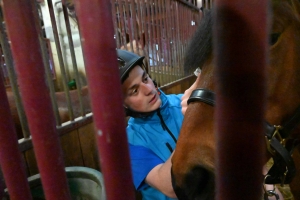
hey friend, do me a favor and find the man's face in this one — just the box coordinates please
[122,65,161,113]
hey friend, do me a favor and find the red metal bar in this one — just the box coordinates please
[0,70,32,200]
[74,0,135,199]
[2,1,71,199]
[214,0,268,199]
[0,179,3,199]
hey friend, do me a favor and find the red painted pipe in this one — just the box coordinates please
[2,1,71,199]
[214,1,268,199]
[0,72,32,200]
[74,0,135,199]
[0,179,3,199]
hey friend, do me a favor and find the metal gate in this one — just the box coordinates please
[0,0,268,199]
[0,0,202,140]
[0,0,204,199]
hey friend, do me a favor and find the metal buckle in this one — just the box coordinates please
[272,126,286,146]
[263,175,280,200]
[265,125,285,156]
[264,190,280,200]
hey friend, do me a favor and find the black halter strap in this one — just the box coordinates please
[188,88,300,185]
[187,88,215,106]
[264,105,300,184]
[277,106,300,138]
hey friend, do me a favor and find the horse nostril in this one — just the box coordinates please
[171,167,190,200]
[171,166,215,200]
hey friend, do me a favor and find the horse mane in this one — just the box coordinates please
[184,9,213,75]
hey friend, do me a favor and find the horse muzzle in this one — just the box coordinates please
[171,165,215,200]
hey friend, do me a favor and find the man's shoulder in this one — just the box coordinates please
[163,94,184,113]
[164,93,183,106]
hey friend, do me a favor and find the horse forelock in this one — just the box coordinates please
[273,0,300,23]
[183,9,213,75]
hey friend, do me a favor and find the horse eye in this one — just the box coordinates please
[269,33,281,46]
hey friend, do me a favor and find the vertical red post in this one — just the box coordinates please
[74,0,135,199]
[213,1,268,199]
[0,75,32,200]
[2,1,71,199]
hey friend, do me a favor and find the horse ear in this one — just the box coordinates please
[291,0,300,16]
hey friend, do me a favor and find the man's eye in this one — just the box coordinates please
[131,88,138,94]
[143,76,148,82]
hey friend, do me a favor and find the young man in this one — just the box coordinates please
[117,49,183,200]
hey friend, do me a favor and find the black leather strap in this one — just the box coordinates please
[264,114,300,184]
[280,105,300,138]
[187,88,215,106]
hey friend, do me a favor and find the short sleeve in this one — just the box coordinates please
[129,144,164,190]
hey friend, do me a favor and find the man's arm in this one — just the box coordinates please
[145,152,177,198]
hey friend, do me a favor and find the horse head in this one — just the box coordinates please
[171,0,300,199]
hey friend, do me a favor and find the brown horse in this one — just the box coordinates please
[7,86,91,139]
[172,0,300,199]
[55,86,91,123]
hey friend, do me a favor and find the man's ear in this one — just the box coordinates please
[151,79,161,95]
[148,75,160,94]
[123,105,130,116]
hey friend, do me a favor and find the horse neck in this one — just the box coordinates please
[197,55,215,91]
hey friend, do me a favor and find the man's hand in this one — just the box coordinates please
[181,73,201,115]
